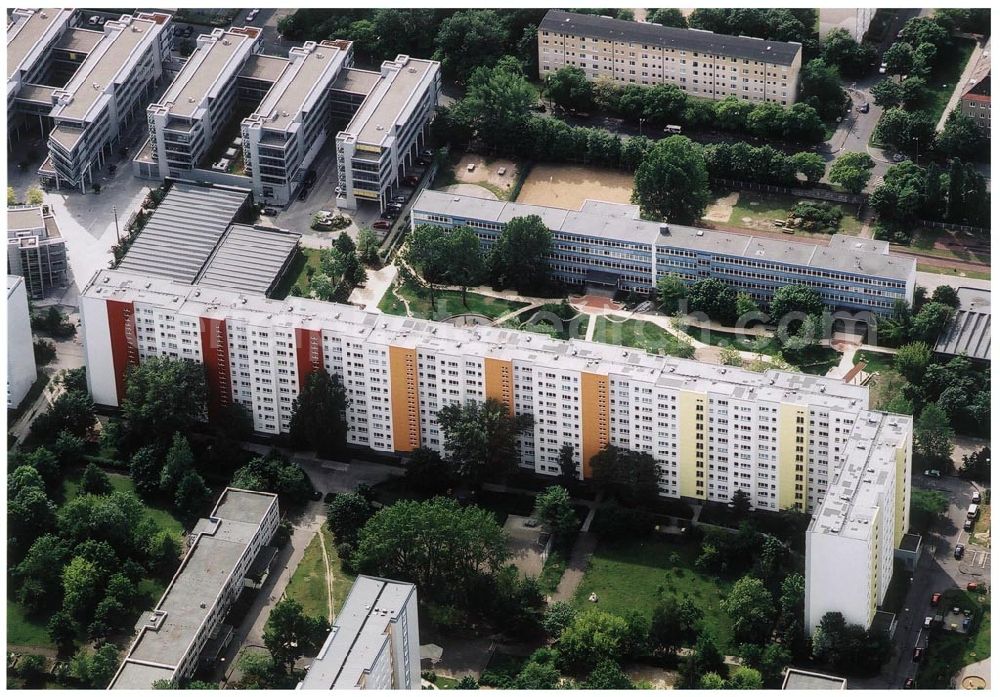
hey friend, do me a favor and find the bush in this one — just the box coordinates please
[791,201,843,233]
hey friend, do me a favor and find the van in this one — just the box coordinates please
[664,124,682,134]
[967,504,979,520]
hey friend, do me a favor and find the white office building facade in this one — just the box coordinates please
[7,275,38,409]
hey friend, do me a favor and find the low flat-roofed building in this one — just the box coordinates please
[298,576,419,690]
[110,487,280,689]
[335,55,440,211]
[782,668,847,689]
[934,286,990,362]
[7,275,38,409]
[7,205,67,298]
[411,190,916,314]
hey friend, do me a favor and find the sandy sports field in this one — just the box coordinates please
[452,153,518,198]
[516,163,634,209]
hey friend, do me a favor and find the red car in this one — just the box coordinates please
[930,592,942,606]
[372,220,391,230]
[912,647,924,662]
[403,175,419,186]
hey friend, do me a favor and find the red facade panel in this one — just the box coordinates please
[200,316,232,420]
[106,299,139,403]
[294,328,323,390]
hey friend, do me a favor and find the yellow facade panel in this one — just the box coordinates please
[580,372,609,479]
[388,345,420,453]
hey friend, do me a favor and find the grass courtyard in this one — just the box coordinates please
[916,589,990,688]
[853,349,897,375]
[271,248,324,300]
[592,316,693,358]
[505,302,589,340]
[378,282,528,321]
[284,526,356,621]
[572,537,734,651]
[708,190,864,238]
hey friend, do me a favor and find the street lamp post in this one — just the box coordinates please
[639,118,646,137]
[113,205,121,244]
[912,136,920,166]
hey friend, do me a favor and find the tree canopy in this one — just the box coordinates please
[436,398,533,486]
[632,136,710,224]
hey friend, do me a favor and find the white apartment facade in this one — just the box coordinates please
[806,412,912,631]
[110,488,279,689]
[140,26,262,180]
[39,11,173,192]
[298,576,420,690]
[538,10,802,104]
[7,205,67,298]
[819,9,877,43]
[7,275,38,409]
[335,55,441,211]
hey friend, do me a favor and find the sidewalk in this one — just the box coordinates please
[936,37,989,132]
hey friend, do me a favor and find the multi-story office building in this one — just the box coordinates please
[240,39,353,205]
[538,9,802,104]
[7,205,67,298]
[958,38,990,137]
[412,190,916,315]
[7,275,38,409]
[38,11,172,192]
[819,9,877,43]
[334,55,440,211]
[109,487,279,689]
[140,26,263,180]
[806,412,912,631]
[298,576,420,690]
[7,7,75,141]
[82,269,908,514]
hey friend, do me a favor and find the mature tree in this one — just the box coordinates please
[121,357,207,448]
[722,575,775,645]
[960,447,990,483]
[128,445,163,499]
[632,136,710,224]
[589,445,659,504]
[757,643,794,687]
[14,534,70,613]
[829,152,875,194]
[584,660,634,689]
[650,595,703,653]
[727,666,764,689]
[544,66,594,112]
[699,672,727,689]
[683,631,726,687]
[914,403,954,469]
[871,79,903,108]
[453,56,536,149]
[641,84,687,127]
[433,10,510,82]
[80,462,112,496]
[30,390,96,444]
[800,58,847,121]
[556,609,631,672]
[912,301,954,343]
[263,598,328,673]
[174,470,211,524]
[51,429,86,471]
[402,446,455,497]
[533,486,579,541]
[288,369,347,455]
[513,655,561,689]
[791,151,826,184]
[355,228,382,267]
[714,97,753,132]
[231,452,313,505]
[9,484,57,561]
[159,432,194,497]
[146,529,181,577]
[436,398,533,486]
[326,491,375,547]
[812,612,891,676]
[770,284,825,322]
[47,609,77,649]
[62,555,102,622]
[490,565,547,637]
[405,223,451,302]
[894,342,933,384]
[900,16,950,51]
[687,278,738,325]
[821,28,876,77]
[543,601,578,637]
[68,643,120,688]
[456,676,480,690]
[353,497,509,604]
[883,41,914,75]
[488,215,553,292]
[557,443,578,484]
[656,273,688,313]
[647,8,687,28]
[443,226,486,305]
[929,285,960,308]
[910,487,948,534]
[873,109,935,157]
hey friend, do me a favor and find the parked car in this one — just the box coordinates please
[954,544,966,560]
[262,206,278,216]
[310,489,322,501]
[903,678,915,689]
[972,490,981,503]
[403,175,419,186]
[912,647,924,662]
[373,220,391,230]
[246,9,260,22]
[967,582,980,592]
[930,592,942,606]
[392,195,408,204]
[420,148,434,158]
[964,519,974,532]
[88,15,100,25]
[857,102,870,113]
[879,62,888,74]
[923,469,941,478]
[963,617,972,631]
[533,103,547,112]
[304,169,317,186]
[897,28,905,39]
[923,616,933,628]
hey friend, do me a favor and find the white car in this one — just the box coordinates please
[923,469,941,478]
[88,15,100,25]
[879,62,888,74]
[246,9,259,22]
[923,616,933,628]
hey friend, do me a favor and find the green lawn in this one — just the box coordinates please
[537,546,570,595]
[7,599,55,648]
[572,538,734,651]
[271,248,324,300]
[431,674,461,688]
[724,190,863,237]
[593,316,693,358]
[681,325,840,375]
[284,527,356,621]
[917,589,990,688]
[507,303,589,340]
[923,39,977,124]
[911,228,990,265]
[853,349,897,374]
[378,283,528,321]
[916,263,990,281]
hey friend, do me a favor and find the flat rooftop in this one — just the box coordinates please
[156,27,259,119]
[197,224,301,296]
[239,53,288,83]
[7,7,69,82]
[782,668,847,689]
[51,13,166,122]
[345,55,438,146]
[413,190,916,281]
[332,67,380,95]
[299,576,415,689]
[115,182,250,284]
[110,488,277,689]
[934,286,990,361]
[251,40,349,131]
[8,206,46,233]
[540,9,802,66]
[55,26,103,54]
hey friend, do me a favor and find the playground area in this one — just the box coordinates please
[516,163,634,209]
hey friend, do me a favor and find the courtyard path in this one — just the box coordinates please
[550,532,597,604]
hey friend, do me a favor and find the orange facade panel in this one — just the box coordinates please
[388,346,421,452]
[580,372,610,479]
[483,357,514,414]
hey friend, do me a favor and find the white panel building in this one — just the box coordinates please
[7,275,38,408]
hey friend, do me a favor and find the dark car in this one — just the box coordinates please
[533,103,547,112]
[964,519,974,532]
[858,102,870,113]
[903,678,915,689]
[310,490,323,501]
[380,211,396,220]
[931,592,942,606]
[304,169,317,186]
[392,194,408,204]
[373,220,391,230]
[403,175,419,186]
[298,187,310,201]
[954,544,965,560]
[912,647,924,662]
[262,206,278,216]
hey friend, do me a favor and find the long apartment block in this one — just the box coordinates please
[28,11,174,192]
[110,488,279,689]
[82,268,909,516]
[538,9,802,104]
[299,576,419,690]
[334,55,441,210]
[138,26,263,180]
[806,412,912,632]
[412,190,916,315]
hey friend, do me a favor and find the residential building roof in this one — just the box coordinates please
[934,286,990,361]
[961,38,991,101]
[782,668,847,689]
[7,206,46,233]
[539,9,802,66]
